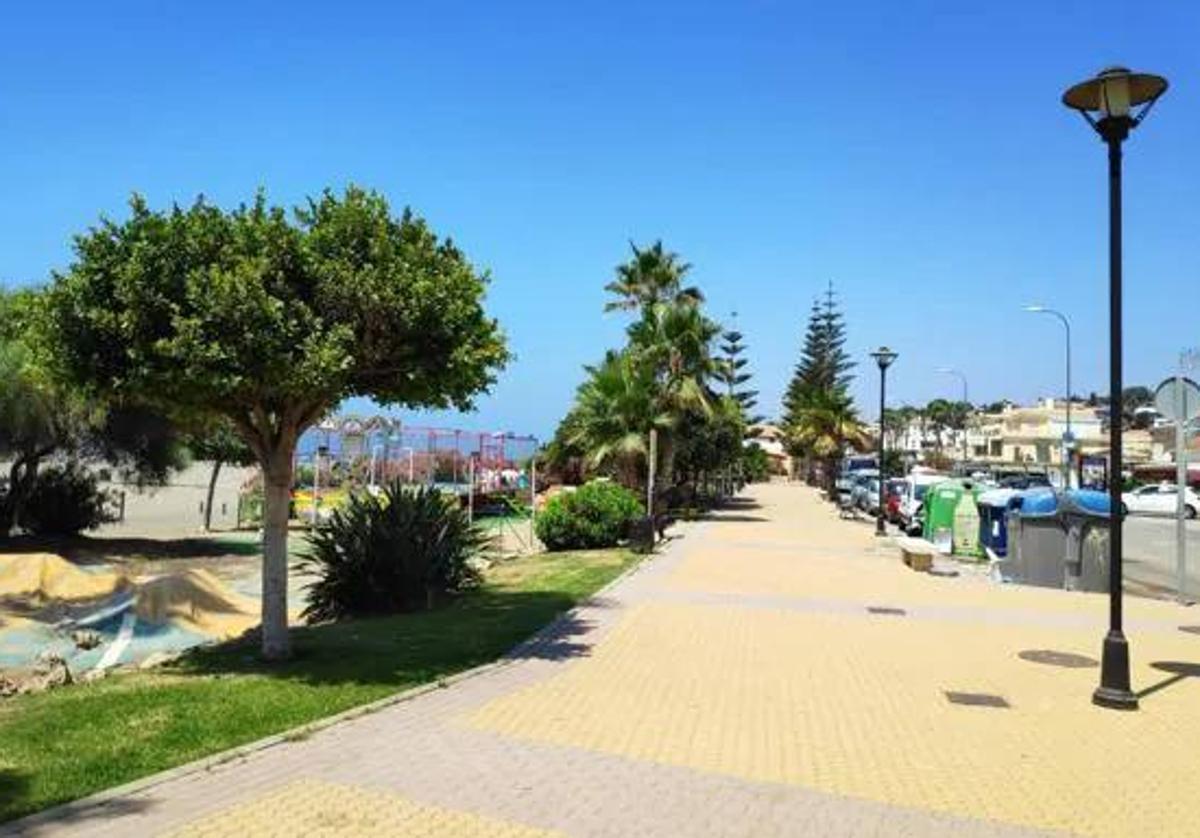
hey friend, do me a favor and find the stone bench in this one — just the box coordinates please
[895,536,937,572]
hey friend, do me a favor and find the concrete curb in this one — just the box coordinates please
[1,536,679,836]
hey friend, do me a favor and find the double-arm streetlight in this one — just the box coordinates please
[1063,65,1168,711]
[936,367,970,465]
[1024,305,1073,485]
[871,347,898,536]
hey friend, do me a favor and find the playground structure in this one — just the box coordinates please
[293,417,542,553]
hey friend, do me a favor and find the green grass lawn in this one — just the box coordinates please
[0,547,638,823]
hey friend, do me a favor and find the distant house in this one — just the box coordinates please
[969,398,1152,466]
[746,424,792,476]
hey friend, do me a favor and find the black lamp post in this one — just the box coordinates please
[1062,66,1167,711]
[870,347,898,537]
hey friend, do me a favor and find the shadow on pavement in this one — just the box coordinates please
[3,766,155,830]
[1136,661,1200,701]
[507,611,598,662]
[3,793,156,834]
[704,514,769,523]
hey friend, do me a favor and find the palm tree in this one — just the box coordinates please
[567,350,672,490]
[604,240,704,313]
[628,301,720,403]
[626,301,723,495]
[787,386,867,491]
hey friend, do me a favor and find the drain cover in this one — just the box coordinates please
[1180,626,1200,635]
[867,606,907,616]
[945,691,1010,708]
[1018,649,1099,669]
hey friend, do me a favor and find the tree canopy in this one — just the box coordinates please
[0,290,186,531]
[36,186,509,658]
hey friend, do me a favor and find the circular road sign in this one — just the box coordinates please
[1154,377,1200,422]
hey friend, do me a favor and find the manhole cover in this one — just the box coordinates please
[945,691,1010,708]
[1018,649,1099,669]
[867,606,907,616]
[1179,626,1200,635]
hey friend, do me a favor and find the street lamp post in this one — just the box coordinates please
[1063,65,1168,711]
[937,367,970,466]
[1024,305,1073,486]
[871,347,898,537]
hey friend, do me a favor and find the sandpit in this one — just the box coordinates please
[0,552,127,603]
[134,569,260,639]
[1,554,266,678]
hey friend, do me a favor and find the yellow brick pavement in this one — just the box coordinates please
[469,485,1200,838]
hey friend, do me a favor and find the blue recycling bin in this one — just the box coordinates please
[977,488,1020,557]
[1006,489,1064,588]
[1060,489,1111,592]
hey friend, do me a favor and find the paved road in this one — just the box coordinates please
[10,483,1200,838]
[1124,515,1200,600]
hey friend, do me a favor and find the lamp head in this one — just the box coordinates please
[870,346,898,370]
[1062,66,1167,134]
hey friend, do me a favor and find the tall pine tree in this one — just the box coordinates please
[781,282,861,481]
[719,312,764,426]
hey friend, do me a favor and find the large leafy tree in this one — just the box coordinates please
[0,290,185,532]
[37,187,509,658]
[924,398,972,452]
[673,395,746,490]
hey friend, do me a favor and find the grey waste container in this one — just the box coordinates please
[1059,490,1111,593]
[1007,489,1067,589]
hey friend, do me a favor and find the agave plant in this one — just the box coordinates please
[297,482,491,622]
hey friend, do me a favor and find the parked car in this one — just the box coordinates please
[999,473,1051,490]
[835,457,878,500]
[850,472,880,512]
[1121,483,1199,518]
[896,472,948,535]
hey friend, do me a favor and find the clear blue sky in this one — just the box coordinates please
[1,1,1196,438]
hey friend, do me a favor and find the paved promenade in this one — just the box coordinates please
[9,483,1200,837]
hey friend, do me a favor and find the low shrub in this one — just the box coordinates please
[22,462,116,536]
[535,480,643,551]
[297,482,490,622]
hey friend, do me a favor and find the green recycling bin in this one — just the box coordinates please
[922,480,984,557]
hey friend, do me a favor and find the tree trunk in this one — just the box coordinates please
[5,455,40,534]
[0,459,21,535]
[203,460,223,532]
[656,433,677,510]
[260,454,294,660]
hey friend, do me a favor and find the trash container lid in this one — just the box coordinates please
[1062,489,1111,515]
[1015,488,1058,515]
